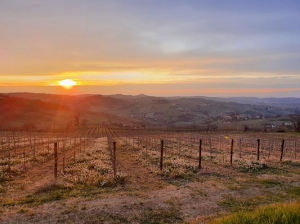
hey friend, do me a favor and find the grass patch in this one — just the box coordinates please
[282,160,300,167]
[218,191,291,213]
[227,183,247,191]
[140,207,185,224]
[237,161,282,175]
[1,183,120,207]
[256,179,282,188]
[193,189,208,197]
[286,186,300,197]
[211,201,300,224]
[22,184,72,205]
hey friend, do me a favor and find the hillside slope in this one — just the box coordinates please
[3,93,298,129]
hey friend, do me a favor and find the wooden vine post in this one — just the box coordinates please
[280,140,285,162]
[199,139,202,169]
[23,151,26,169]
[160,140,164,171]
[47,137,50,154]
[54,142,58,179]
[239,138,242,158]
[79,137,82,153]
[8,136,11,171]
[113,142,117,177]
[257,139,260,161]
[230,139,234,165]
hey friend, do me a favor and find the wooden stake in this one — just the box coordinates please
[199,139,202,169]
[280,140,285,162]
[113,141,117,177]
[54,143,58,179]
[23,151,26,169]
[160,140,164,171]
[230,139,234,165]
[257,139,260,161]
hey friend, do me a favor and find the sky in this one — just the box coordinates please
[1,0,300,97]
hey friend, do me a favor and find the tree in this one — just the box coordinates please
[22,123,37,131]
[290,114,300,132]
[74,112,80,127]
[81,119,88,126]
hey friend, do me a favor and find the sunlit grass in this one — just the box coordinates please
[211,201,300,224]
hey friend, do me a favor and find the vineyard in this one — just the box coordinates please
[1,127,299,181]
[1,126,300,223]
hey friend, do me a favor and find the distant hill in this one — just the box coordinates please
[0,94,137,129]
[2,93,299,129]
[0,94,71,129]
[201,96,300,108]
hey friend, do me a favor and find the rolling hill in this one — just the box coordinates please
[2,93,299,130]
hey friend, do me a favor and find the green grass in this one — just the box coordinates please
[1,183,122,207]
[21,184,73,206]
[218,190,294,213]
[211,201,300,224]
[286,186,300,197]
[256,179,282,188]
[282,160,300,167]
[237,161,282,175]
[140,207,185,224]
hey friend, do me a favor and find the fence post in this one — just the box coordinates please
[47,137,50,154]
[145,137,148,160]
[199,139,202,169]
[54,142,58,179]
[257,139,260,161]
[23,151,26,169]
[239,138,242,158]
[294,141,297,159]
[79,137,82,153]
[83,136,86,150]
[33,134,36,160]
[280,140,285,161]
[8,136,11,171]
[113,142,117,177]
[230,139,234,165]
[160,140,164,171]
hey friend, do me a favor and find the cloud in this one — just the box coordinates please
[0,0,299,97]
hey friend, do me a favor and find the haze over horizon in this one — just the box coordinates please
[1,0,300,97]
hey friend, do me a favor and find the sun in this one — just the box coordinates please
[58,79,77,89]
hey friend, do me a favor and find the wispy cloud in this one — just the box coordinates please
[0,0,299,96]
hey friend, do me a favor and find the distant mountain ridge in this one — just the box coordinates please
[2,93,298,129]
[200,96,300,108]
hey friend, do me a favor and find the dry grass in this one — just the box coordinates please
[1,134,300,223]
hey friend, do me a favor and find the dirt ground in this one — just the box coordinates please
[1,137,300,223]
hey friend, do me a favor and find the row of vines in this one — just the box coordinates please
[1,126,299,184]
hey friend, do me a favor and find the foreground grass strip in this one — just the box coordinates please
[140,206,185,224]
[1,184,112,207]
[218,190,294,213]
[211,201,300,224]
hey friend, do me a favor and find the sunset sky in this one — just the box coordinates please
[1,0,300,97]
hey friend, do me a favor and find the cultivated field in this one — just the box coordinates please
[1,126,300,223]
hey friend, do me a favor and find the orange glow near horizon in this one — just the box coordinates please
[58,79,77,89]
